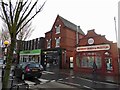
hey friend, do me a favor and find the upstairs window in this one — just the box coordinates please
[47,39,51,49]
[55,25,61,34]
[55,37,61,47]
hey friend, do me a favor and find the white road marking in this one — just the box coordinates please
[77,77,93,82]
[58,81,81,87]
[58,78,63,81]
[38,78,50,84]
[38,78,49,82]
[24,80,36,87]
[58,80,95,90]
[65,77,69,79]
[71,76,75,78]
[83,85,93,89]
[24,78,50,86]
[42,71,55,74]
[50,80,56,82]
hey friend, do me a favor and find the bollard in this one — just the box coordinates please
[17,85,19,90]
[1,67,3,82]
[10,76,14,89]
[1,65,5,82]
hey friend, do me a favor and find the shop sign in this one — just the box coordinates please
[20,49,41,55]
[76,44,110,52]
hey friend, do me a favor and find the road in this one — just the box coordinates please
[41,68,120,90]
[0,66,120,90]
[0,68,83,90]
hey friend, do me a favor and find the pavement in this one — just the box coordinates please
[30,81,78,89]
[0,66,120,89]
[74,71,120,85]
[56,69,120,85]
[46,67,120,86]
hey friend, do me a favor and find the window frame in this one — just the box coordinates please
[55,37,61,47]
[55,25,61,34]
[47,39,51,49]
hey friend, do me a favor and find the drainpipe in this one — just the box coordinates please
[114,17,120,75]
[76,26,79,45]
[50,30,52,48]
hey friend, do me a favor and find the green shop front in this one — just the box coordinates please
[20,49,41,63]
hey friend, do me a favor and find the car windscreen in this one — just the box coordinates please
[28,63,40,68]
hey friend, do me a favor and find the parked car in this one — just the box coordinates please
[14,62,43,80]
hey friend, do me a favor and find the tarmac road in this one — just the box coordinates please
[0,66,120,90]
[41,67,120,90]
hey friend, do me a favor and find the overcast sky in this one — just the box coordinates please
[29,0,119,42]
[0,0,119,43]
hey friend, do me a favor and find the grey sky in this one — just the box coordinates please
[30,0,119,43]
[0,0,119,43]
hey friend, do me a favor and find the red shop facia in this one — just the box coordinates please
[74,29,120,75]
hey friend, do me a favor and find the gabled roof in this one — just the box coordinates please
[58,15,85,35]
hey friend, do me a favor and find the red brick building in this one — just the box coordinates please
[42,15,85,69]
[75,30,120,75]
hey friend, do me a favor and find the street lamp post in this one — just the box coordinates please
[1,40,9,82]
[3,40,9,64]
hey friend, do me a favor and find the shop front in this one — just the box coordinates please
[20,49,41,63]
[41,48,66,69]
[74,30,119,75]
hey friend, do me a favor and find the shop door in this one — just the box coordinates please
[42,50,62,69]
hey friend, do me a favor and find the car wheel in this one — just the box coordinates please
[21,73,25,80]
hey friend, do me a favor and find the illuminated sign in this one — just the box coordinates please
[76,44,110,52]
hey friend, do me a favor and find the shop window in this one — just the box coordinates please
[95,56,102,69]
[81,56,94,68]
[79,52,102,69]
[88,56,94,68]
[81,57,88,67]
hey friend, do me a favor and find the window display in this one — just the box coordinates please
[77,52,102,69]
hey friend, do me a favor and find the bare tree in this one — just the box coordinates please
[1,23,10,42]
[0,0,46,89]
[1,20,33,41]
[16,21,34,64]
[1,21,34,64]
[17,21,34,40]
